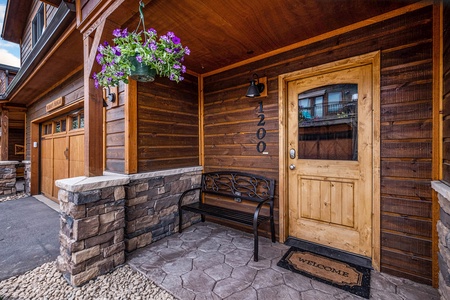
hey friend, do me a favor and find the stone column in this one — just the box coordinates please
[55,175,129,287]
[22,160,31,195]
[0,161,18,197]
[432,181,450,300]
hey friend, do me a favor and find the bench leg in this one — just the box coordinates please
[178,209,183,233]
[270,202,275,243]
[253,222,259,262]
[201,214,205,222]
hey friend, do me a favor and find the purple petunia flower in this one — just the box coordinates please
[167,31,175,38]
[108,77,112,83]
[172,36,181,45]
[173,64,181,70]
[116,71,124,77]
[94,79,99,88]
[179,76,184,81]
[165,48,173,54]
[113,46,121,56]
[122,28,128,37]
[160,35,169,42]
[181,65,186,73]
[96,53,103,64]
[148,28,157,35]
[149,42,157,51]
[113,28,122,37]
[170,73,176,81]
[136,55,143,63]
[93,72,97,80]
[103,41,109,46]
[184,46,190,55]
[97,44,105,52]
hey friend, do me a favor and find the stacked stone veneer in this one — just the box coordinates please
[125,168,202,252]
[432,181,450,300]
[22,160,31,194]
[56,167,202,286]
[0,161,18,197]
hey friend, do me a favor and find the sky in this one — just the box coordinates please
[0,0,20,67]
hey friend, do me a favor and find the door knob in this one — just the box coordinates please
[289,164,296,170]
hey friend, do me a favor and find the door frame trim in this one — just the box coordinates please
[278,51,381,270]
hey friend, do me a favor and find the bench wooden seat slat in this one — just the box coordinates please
[178,171,276,262]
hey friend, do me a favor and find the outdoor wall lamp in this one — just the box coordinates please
[246,74,267,98]
[103,86,117,107]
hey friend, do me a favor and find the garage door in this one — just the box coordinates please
[40,110,85,202]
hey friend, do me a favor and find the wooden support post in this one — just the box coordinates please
[83,24,105,177]
[1,109,9,160]
[125,80,138,174]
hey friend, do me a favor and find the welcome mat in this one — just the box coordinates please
[277,246,371,298]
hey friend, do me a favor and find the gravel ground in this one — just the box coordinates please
[0,262,175,300]
[0,192,28,203]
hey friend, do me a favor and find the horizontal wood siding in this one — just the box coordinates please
[25,71,84,159]
[21,1,58,64]
[203,6,434,284]
[443,4,450,185]
[105,83,126,173]
[137,74,199,172]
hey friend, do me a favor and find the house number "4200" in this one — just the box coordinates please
[256,101,266,153]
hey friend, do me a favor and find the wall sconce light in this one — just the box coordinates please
[103,86,117,107]
[246,74,267,98]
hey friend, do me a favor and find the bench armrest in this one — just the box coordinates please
[178,187,202,207]
[253,198,274,225]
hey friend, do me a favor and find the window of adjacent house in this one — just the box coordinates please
[32,4,45,47]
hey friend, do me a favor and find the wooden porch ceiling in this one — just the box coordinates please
[110,0,425,75]
[6,0,427,104]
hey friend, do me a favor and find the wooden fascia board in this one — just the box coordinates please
[41,0,63,7]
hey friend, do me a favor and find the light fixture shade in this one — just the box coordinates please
[246,81,261,98]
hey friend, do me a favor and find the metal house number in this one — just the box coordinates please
[256,101,267,153]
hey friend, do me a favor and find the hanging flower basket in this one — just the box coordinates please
[129,56,156,82]
[92,1,190,88]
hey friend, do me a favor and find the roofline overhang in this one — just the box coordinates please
[0,64,19,73]
[0,1,76,101]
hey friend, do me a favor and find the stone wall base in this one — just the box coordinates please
[56,167,202,286]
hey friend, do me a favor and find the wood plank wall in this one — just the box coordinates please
[105,82,126,173]
[105,74,199,173]
[21,1,58,64]
[8,129,25,161]
[443,5,450,185]
[203,6,434,285]
[137,74,199,172]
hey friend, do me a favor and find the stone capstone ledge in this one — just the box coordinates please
[432,180,450,300]
[56,175,130,193]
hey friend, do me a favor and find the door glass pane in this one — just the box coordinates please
[298,84,358,161]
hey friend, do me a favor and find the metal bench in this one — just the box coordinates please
[178,171,275,261]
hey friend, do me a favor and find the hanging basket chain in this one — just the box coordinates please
[135,0,146,35]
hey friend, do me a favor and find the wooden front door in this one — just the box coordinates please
[287,64,374,258]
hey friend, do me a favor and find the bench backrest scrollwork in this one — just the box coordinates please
[201,171,275,203]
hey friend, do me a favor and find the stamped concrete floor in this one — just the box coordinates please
[127,222,440,300]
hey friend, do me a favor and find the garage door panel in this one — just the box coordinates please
[69,134,84,178]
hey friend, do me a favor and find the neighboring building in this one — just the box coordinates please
[1,0,449,294]
[0,63,25,164]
